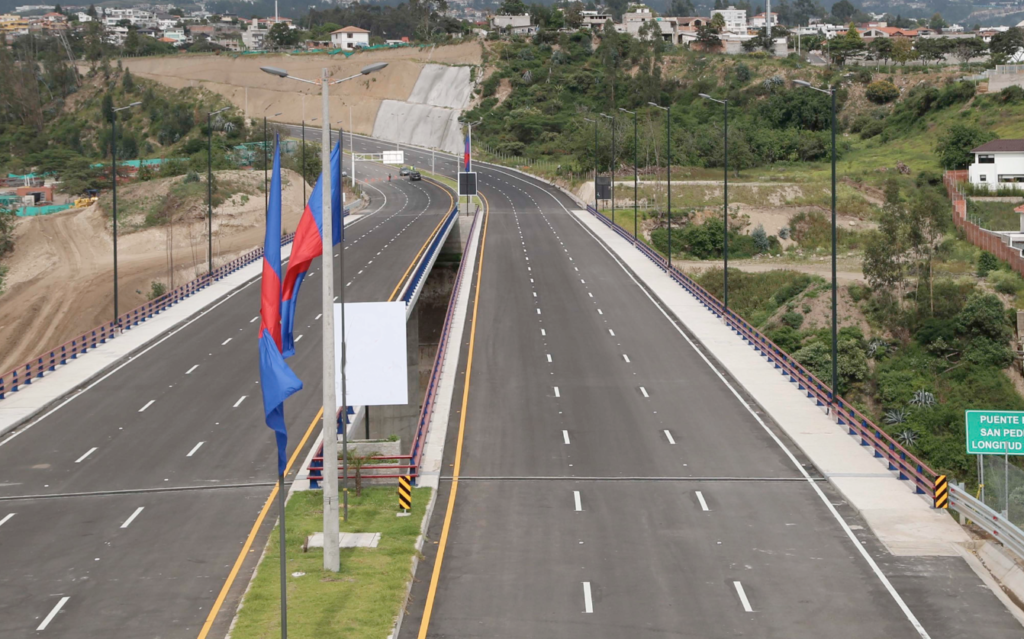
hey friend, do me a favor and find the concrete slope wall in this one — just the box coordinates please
[371,64,473,154]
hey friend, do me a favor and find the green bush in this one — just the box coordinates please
[766,325,802,352]
[781,311,805,329]
[999,85,1024,103]
[989,270,1024,295]
[773,275,812,305]
[859,119,884,139]
[865,81,899,104]
[148,280,167,300]
[977,250,999,277]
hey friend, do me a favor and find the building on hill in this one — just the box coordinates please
[748,12,777,29]
[710,6,747,34]
[969,140,1024,192]
[330,25,370,50]
[581,10,612,30]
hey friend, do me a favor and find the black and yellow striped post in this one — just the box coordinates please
[934,475,949,509]
[398,476,412,513]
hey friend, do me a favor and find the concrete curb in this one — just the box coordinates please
[960,541,1024,625]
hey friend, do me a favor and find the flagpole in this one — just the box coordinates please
[278,471,287,639]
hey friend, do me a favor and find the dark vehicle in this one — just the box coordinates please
[399,167,412,176]
[409,171,422,181]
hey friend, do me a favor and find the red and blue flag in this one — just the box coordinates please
[280,140,343,358]
[464,134,470,172]
[258,135,303,476]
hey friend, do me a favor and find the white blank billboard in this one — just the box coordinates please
[333,302,408,408]
[382,150,405,165]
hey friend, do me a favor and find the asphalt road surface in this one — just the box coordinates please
[0,150,455,638]
[336,136,1023,639]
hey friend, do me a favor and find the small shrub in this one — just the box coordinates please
[860,119,884,139]
[148,280,167,300]
[773,276,811,305]
[183,170,201,184]
[999,85,1024,103]
[865,81,899,104]
[977,250,999,277]
[854,68,873,84]
[781,311,805,329]
[751,224,769,252]
[778,226,789,240]
[766,325,802,352]
[989,270,1024,295]
[848,284,867,302]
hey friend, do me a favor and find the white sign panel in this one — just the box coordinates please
[382,150,405,165]
[333,302,408,408]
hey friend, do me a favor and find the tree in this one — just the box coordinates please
[915,37,951,67]
[891,37,917,66]
[564,1,583,28]
[124,27,140,54]
[696,13,724,49]
[828,22,865,66]
[267,22,299,47]
[831,0,856,22]
[935,123,995,170]
[54,3,62,14]
[951,37,986,65]
[865,80,898,103]
[862,179,910,297]
[743,24,788,52]
[868,37,893,66]
[669,0,695,15]
[928,12,946,32]
[990,27,1024,64]
[86,3,96,18]
[498,0,527,15]
[101,92,114,122]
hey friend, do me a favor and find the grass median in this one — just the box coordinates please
[230,486,431,639]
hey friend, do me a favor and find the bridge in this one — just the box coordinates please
[0,131,1022,639]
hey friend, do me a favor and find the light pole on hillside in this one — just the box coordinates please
[583,117,597,211]
[600,113,615,223]
[699,93,729,311]
[207,106,230,277]
[264,109,282,214]
[260,62,388,577]
[619,108,637,240]
[110,100,141,329]
[649,102,672,267]
[794,79,838,405]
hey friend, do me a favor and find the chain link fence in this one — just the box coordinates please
[980,454,1024,527]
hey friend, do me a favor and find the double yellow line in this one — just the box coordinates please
[195,178,459,639]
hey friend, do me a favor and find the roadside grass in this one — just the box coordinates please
[230,486,430,639]
[692,267,824,327]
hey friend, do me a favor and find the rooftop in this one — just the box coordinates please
[972,139,1024,153]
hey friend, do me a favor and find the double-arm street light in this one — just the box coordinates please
[794,79,838,405]
[699,93,730,310]
[207,106,230,277]
[583,117,598,211]
[261,61,387,574]
[649,102,672,266]
[110,101,141,327]
[600,113,614,223]
[619,108,637,240]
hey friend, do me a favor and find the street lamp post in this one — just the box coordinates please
[699,94,729,310]
[649,103,672,267]
[110,101,141,328]
[261,62,387,573]
[207,106,230,277]
[583,117,597,211]
[619,108,637,240]
[600,113,615,223]
[794,79,838,406]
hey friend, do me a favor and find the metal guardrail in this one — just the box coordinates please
[584,204,939,499]
[308,202,466,486]
[950,483,1024,560]
[0,206,352,401]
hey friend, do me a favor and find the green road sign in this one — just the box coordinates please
[966,410,1024,455]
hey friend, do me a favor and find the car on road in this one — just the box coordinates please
[399,167,412,176]
[409,171,422,181]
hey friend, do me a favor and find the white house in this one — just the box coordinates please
[748,12,777,29]
[330,25,370,50]
[75,11,92,22]
[711,6,747,34]
[490,14,531,30]
[969,139,1024,191]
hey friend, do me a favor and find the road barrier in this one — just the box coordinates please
[949,482,1024,560]
[308,202,466,486]
[0,206,353,402]
[584,205,940,500]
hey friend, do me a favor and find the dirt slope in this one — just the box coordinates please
[0,168,307,376]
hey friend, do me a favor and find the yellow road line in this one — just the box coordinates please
[195,406,324,639]
[196,175,457,639]
[387,180,456,302]
[417,191,490,639]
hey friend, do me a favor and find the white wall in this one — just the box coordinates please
[969,152,1024,190]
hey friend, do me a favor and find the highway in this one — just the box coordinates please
[332,136,1024,639]
[0,148,455,638]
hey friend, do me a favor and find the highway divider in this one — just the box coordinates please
[308,202,465,486]
[584,204,940,501]
[0,207,352,402]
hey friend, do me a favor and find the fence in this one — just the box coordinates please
[950,482,1024,561]
[0,203,351,401]
[585,204,940,500]
[308,203,467,486]
[945,170,1024,277]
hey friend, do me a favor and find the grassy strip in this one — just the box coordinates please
[230,486,431,639]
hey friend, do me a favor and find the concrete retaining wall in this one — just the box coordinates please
[371,64,472,154]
